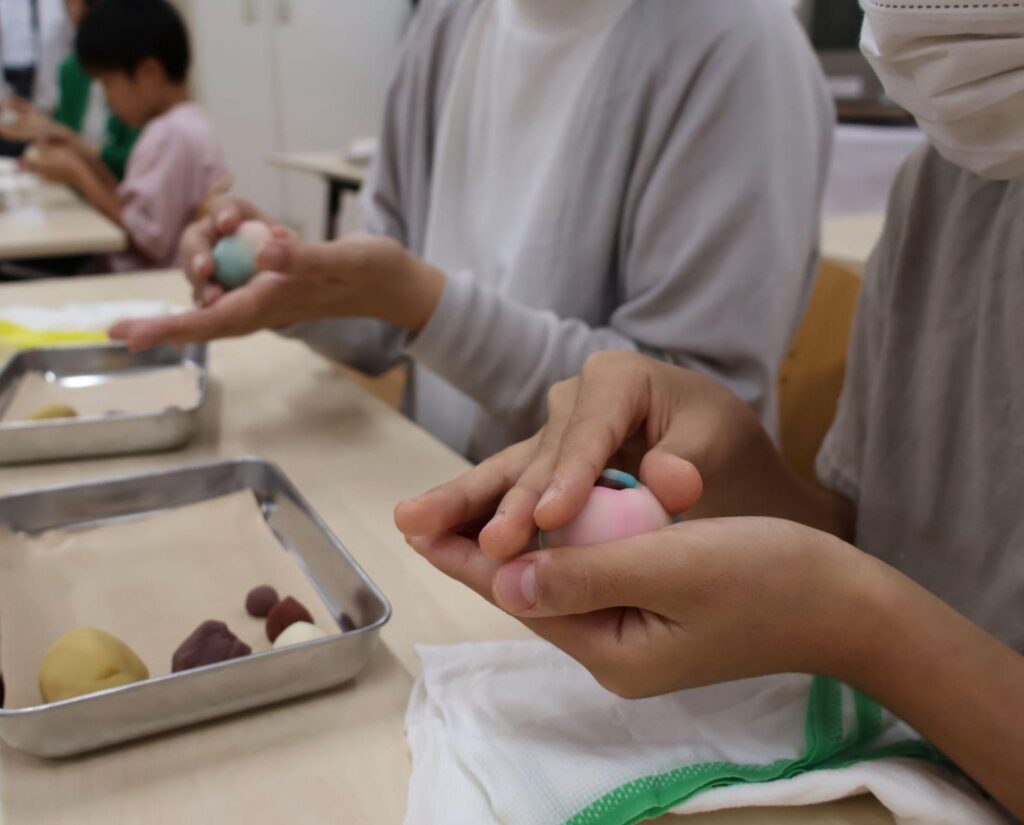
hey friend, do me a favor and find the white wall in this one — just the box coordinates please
[185,0,408,238]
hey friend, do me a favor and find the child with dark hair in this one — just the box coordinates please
[26,0,227,271]
[0,0,139,179]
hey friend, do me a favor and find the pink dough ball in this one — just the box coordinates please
[236,220,273,251]
[540,484,671,548]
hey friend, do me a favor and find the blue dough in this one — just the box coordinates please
[601,469,638,489]
[213,236,258,289]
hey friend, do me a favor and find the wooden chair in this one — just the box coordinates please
[778,260,864,484]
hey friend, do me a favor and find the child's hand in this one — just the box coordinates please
[395,352,759,560]
[108,231,446,351]
[35,122,84,152]
[407,516,888,697]
[23,143,88,187]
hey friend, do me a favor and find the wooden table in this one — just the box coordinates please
[0,272,893,825]
[821,213,886,276]
[269,151,367,241]
[0,176,126,261]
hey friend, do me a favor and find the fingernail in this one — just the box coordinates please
[495,561,537,613]
[191,254,206,274]
[536,485,560,513]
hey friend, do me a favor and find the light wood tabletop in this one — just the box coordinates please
[0,175,126,261]
[0,272,893,825]
[269,150,368,186]
[820,213,886,276]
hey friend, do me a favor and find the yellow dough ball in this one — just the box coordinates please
[38,628,149,704]
[27,404,78,422]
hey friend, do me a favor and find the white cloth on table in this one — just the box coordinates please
[405,641,1007,825]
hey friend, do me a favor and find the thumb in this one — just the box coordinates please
[639,450,703,516]
[256,235,335,278]
[635,405,720,514]
[492,535,676,618]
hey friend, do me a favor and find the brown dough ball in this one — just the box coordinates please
[245,585,280,617]
[172,620,251,673]
[266,596,313,643]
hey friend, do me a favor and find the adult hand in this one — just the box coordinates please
[172,195,276,307]
[407,516,885,697]
[108,222,447,351]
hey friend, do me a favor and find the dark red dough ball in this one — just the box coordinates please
[245,585,280,618]
[172,620,252,673]
[266,596,314,642]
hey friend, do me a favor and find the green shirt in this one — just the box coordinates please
[52,55,139,180]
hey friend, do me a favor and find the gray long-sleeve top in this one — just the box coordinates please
[286,0,835,462]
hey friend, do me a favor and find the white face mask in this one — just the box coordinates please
[860,0,1024,180]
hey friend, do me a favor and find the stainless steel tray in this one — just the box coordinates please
[0,459,391,757]
[0,343,207,465]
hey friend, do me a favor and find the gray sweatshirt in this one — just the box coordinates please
[818,146,1024,651]
[287,0,835,462]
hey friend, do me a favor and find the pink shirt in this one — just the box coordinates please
[111,102,227,272]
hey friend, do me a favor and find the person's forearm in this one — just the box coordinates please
[276,317,408,376]
[406,273,650,436]
[72,135,119,191]
[71,166,123,227]
[838,558,1024,817]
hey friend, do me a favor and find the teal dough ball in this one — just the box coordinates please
[213,236,257,289]
[212,221,273,290]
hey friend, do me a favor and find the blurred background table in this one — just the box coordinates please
[0,173,125,261]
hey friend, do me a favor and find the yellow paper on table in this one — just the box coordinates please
[0,319,108,352]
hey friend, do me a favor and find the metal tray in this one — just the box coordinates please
[0,343,207,465]
[0,459,391,757]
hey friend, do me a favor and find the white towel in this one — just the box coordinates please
[405,641,1007,825]
[0,302,182,334]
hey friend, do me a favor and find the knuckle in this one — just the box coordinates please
[581,349,637,378]
[546,378,577,409]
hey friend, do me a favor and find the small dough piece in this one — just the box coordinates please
[38,628,149,704]
[265,596,314,642]
[27,403,78,422]
[172,620,251,673]
[245,585,280,617]
[272,621,327,650]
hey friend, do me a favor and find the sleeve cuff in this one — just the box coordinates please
[405,270,479,371]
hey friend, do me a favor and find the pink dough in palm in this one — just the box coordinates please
[540,484,671,548]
